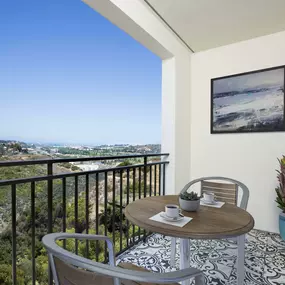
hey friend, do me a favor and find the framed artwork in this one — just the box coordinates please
[211,66,285,133]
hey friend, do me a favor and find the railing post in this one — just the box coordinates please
[112,171,116,246]
[47,162,53,233]
[104,172,108,262]
[160,155,167,195]
[132,167,136,244]
[119,170,123,252]
[143,156,147,198]
[11,185,17,285]
[62,177,67,248]
[47,162,53,285]
[126,169,130,247]
[143,156,147,240]
[95,173,99,261]
[163,163,166,195]
[31,182,36,285]
[85,174,89,258]
[74,176,79,254]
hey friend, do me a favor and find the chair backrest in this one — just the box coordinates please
[42,233,204,285]
[180,176,249,210]
[53,256,115,285]
[201,180,238,205]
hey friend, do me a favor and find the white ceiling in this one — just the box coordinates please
[146,0,285,52]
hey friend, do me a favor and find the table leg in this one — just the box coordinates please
[237,234,245,285]
[180,238,190,285]
[170,237,177,267]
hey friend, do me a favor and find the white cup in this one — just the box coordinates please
[203,192,215,203]
[165,204,181,218]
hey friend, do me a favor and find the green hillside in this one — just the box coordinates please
[0,156,137,285]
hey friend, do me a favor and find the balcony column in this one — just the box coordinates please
[161,53,191,195]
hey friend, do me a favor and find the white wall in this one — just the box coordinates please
[190,31,285,233]
[162,53,191,193]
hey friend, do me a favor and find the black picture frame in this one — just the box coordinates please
[211,65,285,134]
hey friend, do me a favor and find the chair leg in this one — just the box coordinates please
[237,234,245,285]
[194,275,204,285]
[180,238,191,285]
[113,277,120,285]
[170,237,176,267]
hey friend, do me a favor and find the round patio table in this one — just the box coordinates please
[124,195,254,285]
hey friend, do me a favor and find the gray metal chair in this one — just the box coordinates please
[43,233,205,285]
[170,176,249,266]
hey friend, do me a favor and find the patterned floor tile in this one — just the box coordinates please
[118,230,285,285]
[267,232,285,252]
[264,251,285,284]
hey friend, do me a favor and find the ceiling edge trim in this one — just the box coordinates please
[143,0,195,53]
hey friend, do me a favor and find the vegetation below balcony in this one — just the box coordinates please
[0,153,166,285]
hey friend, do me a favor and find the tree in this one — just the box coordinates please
[0,144,5,156]
[99,206,128,234]
[0,264,13,285]
[11,143,22,153]
[117,160,132,167]
[67,194,90,233]
[124,180,150,195]
[0,264,25,285]
[71,165,80,171]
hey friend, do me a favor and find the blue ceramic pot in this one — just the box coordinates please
[279,213,285,240]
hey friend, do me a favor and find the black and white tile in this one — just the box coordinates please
[117,230,285,284]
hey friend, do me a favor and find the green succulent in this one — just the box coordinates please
[276,156,285,212]
[180,191,200,201]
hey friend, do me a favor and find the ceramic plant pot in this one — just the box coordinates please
[279,212,285,240]
[179,198,200,212]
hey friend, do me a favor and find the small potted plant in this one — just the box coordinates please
[276,156,285,240]
[179,191,201,212]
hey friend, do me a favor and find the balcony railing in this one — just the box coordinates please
[0,153,169,285]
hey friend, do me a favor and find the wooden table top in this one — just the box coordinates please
[125,195,255,239]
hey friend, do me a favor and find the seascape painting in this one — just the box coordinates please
[211,66,285,133]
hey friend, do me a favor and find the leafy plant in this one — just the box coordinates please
[276,156,285,212]
[180,191,200,201]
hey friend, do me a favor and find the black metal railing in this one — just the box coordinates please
[0,154,168,285]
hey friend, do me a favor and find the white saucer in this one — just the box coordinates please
[160,212,184,222]
[201,198,217,205]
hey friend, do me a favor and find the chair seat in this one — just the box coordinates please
[54,257,179,285]
[119,263,179,285]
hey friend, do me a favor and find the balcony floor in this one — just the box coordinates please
[117,230,285,285]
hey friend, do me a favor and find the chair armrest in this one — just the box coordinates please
[57,254,203,284]
[43,233,204,284]
[48,233,115,266]
[96,264,203,284]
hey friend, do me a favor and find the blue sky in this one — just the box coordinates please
[0,0,161,145]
